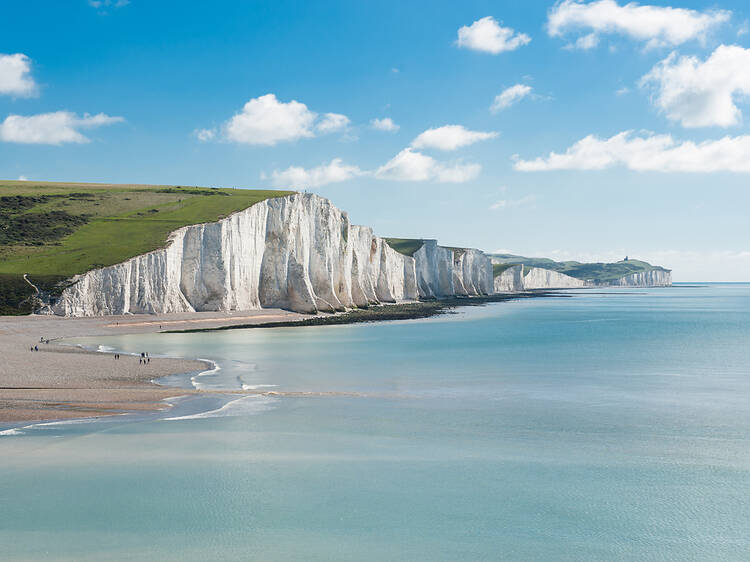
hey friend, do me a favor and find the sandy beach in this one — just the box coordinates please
[0,309,307,423]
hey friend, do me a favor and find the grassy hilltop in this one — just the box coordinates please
[0,180,292,314]
[489,253,670,284]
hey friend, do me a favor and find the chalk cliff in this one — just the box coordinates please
[522,267,587,289]
[51,194,493,316]
[493,265,524,292]
[610,269,672,287]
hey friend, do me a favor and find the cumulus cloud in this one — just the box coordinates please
[514,130,750,172]
[371,117,399,132]
[269,158,363,188]
[411,125,497,151]
[223,94,317,145]
[375,148,480,183]
[0,53,37,97]
[491,84,533,113]
[205,94,349,145]
[0,111,124,145]
[457,16,531,54]
[640,45,750,128]
[316,112,350,133]
[547,0,730,49]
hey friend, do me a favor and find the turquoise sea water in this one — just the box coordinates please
[2,285,750,560]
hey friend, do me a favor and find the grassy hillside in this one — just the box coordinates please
[492,263,517,278]
[489,253,670,284]
[0,180,293,314]
[384,238,424,257]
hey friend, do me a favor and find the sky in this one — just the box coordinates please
[1,0,750,281]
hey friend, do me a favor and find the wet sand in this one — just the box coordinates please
[0,310,307,423]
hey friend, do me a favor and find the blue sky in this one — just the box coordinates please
[2,0,750,281]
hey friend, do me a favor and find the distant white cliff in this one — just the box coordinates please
[493,265,524,292]
[491,262,672,291]
[522,267,588,289]
[610,269,672,287]
[52,193,493,316]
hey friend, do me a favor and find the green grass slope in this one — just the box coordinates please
[489,253,670,284]
[384,238,424,257]
[0,180,293,314]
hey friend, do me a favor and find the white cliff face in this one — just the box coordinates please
[494,265,524,292]
[413,242,492,299]
[522,267,587,290]
[611,269,672,287]
[51,193,492,317]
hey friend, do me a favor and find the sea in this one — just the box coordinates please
[2,284,750,561]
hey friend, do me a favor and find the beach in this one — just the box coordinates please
[0,309,307,423]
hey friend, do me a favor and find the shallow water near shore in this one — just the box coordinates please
[2,285,750,560]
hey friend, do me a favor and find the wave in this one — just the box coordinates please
[189,359,221,390]
[242,383,278,390]
[163,395,278,421]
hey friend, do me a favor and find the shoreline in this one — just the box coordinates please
[168,290,570,333]
[0,292,564,426]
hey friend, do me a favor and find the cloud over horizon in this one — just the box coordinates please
[514,130,750,172]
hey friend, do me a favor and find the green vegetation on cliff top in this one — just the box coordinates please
[0,180,292,314]
[492,263,518,278]
[488,253,670,284]
[384,238,424,257]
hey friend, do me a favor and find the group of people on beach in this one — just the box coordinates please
[139,352,150,365]
[29,336,49,351]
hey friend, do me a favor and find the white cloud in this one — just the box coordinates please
[211,94,349,145]
[565,32,600,50]
[17,175,28,181]
[375,148,480,183]
[411,125,497,151]
[194,128,215,142]
[490,195,537,210]
[316,112,350,133]
[0,53,37,97]
[269,158,363,188]
[616,86,631,96]
[514,130,750,172]
[640,45,750,128]
[457,16,531,54]
[223,94,317,145]
[371,117,399,132]
[547,0,730,49]
[0,111,124,145]
[491,84,533,113]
